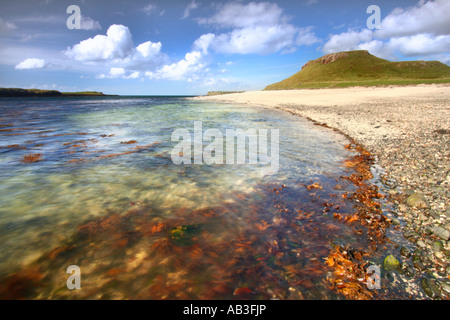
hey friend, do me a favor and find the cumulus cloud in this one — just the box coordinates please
[65,24,208,82]
[15,58,47,70]
[196,2,319,55]
[80,16,102,31]
[65,24,165,68]
[388,34,450,56]
[375,0,450,38]
[65,24,135,62]
[322,0,450,63]
[322,29,373,54]
[210,25,300,55]
[146,50,205,80]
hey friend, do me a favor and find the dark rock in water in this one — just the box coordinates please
[169,224,201,246]
[421,278,437,299]
[400,262,415,278]
[412,249,423,263]
[406,192,429,209]
[383,255,400,271]
[400,246,411,258]
[403,229,419,243]
[429,279,442,298]
[429,226,450,241]
[414,261,426,271]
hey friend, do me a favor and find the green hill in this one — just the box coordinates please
[265,50,450,90]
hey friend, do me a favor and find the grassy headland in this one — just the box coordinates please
[0,88,114,97]
[265,50,450,90]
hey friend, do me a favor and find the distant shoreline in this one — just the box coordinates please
[0,88,117,98]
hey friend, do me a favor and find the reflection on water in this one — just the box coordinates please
[0,97,407,299]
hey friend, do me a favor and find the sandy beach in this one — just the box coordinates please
[195,84,450,298]
[194,84,449,151]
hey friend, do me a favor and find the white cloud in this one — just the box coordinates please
[322,29,373,54]
[97,67,140,79]
[80,16,102,31]
[146,50,205,80]
[193,33,215,54]
[198,2,286,29]
[125,71,140,79]
[375,0,450,38]
[388,33,450,56]
[65,24,165,68]
[356,40,395,60]
[211,25,300,55]
[321,0,450,64]
[108,67,125,77]
[182,0,199,19]
[15,58,47,69]
[136,41,162,59]
[196,2,319,55]
[66,24,134,62]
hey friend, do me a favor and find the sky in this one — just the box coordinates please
[0,0,449,95]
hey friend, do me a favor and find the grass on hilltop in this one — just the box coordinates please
[265,50,450,90]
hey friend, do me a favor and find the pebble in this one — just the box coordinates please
[434,251,444,259]
[406,192,430,209]
[432,241,443,252]
[430,226,450,241]
[417,240,426,248]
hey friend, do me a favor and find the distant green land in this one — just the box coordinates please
[265,50,450,90]
[207,91,245,96]
[0,88,115,97]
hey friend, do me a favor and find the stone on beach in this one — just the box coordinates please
[429,226,450,241]
[406,192,430,209]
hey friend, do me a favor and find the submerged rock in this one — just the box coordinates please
[169,224,201,246]
[383,255,400,271]
[421,278,437,299]
[400,246,411,258]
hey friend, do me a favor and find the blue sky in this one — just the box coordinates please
[0,0,449,95]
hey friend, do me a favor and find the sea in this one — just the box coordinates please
[0,96,416,299]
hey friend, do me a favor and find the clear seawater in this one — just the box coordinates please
[0,96,409,299]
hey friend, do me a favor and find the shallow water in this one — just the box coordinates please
[0,97,411,299]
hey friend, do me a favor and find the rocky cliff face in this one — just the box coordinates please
[301,50,370,70]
